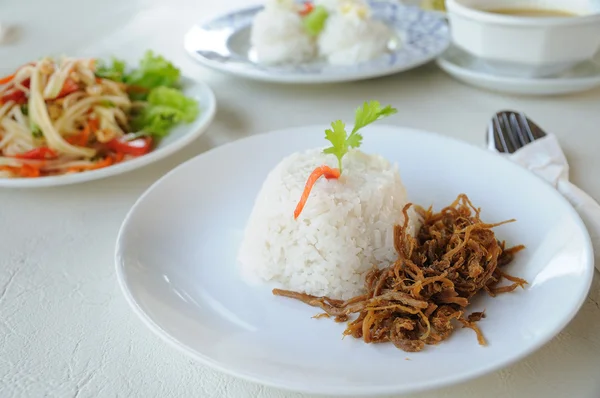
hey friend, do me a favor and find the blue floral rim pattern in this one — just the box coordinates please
[185,1,450,80]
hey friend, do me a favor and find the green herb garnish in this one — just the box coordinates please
[303,5,329,36]
[323,101,397,172]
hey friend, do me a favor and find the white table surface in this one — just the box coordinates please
[1,1,599,397]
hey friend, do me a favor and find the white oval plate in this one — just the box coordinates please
[116,125,593,396]
[184,2,450,83]
[0,79,216,188]
[437,45,600,96]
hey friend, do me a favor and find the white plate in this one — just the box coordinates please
[116,125,594,396]
[184,2,450,83]
[0,79,216,188]
[437,45,600,96]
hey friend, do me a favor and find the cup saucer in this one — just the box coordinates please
[436,45,600,95]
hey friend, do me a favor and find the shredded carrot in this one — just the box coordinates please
[68,126,90,146]
[0,73,15,85]
[66,156,113,173]
[0,164,41,177]
[0,165,20,174]
[89,156,113,170]
[88,117,99,133]
[294,165,341,219]
[20,164,40,178]
[114,152,125,163]
[67,118,98,146]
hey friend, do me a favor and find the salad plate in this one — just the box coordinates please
[0,79,216,188]
[184,2,450,83]
[116,124,593,396]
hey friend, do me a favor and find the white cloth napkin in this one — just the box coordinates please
[488,134,600,273]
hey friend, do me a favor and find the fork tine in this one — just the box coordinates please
[500,113,519,153]
[493,114,513,153]
[490,110,548,153]
[491,119,505,153]
[508,112,529,147]
[516,112,535,143]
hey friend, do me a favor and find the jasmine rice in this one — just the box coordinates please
[238,147,416,300]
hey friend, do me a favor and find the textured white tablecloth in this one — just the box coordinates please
[1,1,599,397]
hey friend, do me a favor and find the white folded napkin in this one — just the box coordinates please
[488,134,600,273]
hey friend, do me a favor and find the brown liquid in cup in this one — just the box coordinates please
[482,7,578,17]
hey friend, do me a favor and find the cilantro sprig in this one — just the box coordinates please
[294,101,398,219]
[323,101,398,172]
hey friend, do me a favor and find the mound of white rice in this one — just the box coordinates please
[250,0,316,65]
[317,1,393,65]
[238,148,417,300]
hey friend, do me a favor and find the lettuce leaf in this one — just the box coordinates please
[95,57,127,82]
[124,50,180,94]
[132,86,199,136]
[95,51,181,100]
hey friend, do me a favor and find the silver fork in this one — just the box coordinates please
[488,110,600,273]
[488,110,546,154]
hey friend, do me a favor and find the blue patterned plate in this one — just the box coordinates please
[184,2,449,83]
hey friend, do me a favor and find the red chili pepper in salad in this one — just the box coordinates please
[14,147,58,160]
[0,89,27,105]
[106,136,153,157]
[0,78,31,105]
[57,78,80,99]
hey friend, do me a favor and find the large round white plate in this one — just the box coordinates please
[184,2,450,83]
[116,125,593,396]
[0,79,216,188]
[437,46,600,96]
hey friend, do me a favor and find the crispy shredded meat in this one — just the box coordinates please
[273,194,527,352]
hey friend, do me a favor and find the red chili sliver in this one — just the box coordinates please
[56,78,80,99]
[294,165,340,219]
[106,136,153,157]
[14,147,57,160]
[299,1,314,16]
[0,89,27,105]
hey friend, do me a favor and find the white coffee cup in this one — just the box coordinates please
[446,0,600,77]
